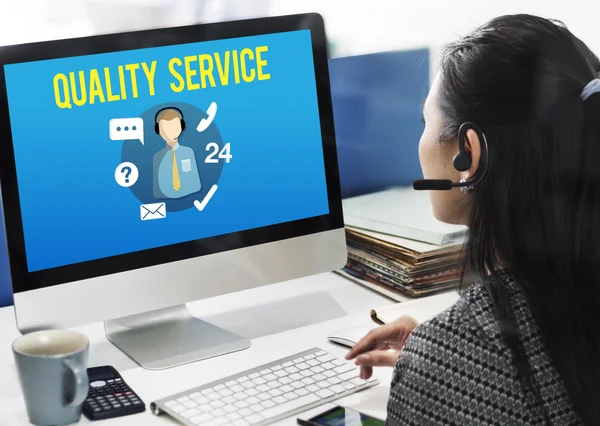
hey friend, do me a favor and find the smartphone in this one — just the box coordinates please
[297,405,385,426]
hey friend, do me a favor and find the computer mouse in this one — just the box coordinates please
[327,326,374,348]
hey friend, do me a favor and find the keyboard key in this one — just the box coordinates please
[247,396,260,405]
[223,404,237,413]
[164,400,177,407]
[210,400,225,408]
[250,403,263,413]
[218,389,233,397]
[258,393,271,401]
[318,354,335,363]
[239,408,253,417]
[340,370,360,381]
[259,369,271,375]
[249,373,260,379]
[296,362,310,370]
[280,384,294,393]
[242,381,255,389]
[262,400,276,408]
[268,388,283,397]
[204,418,229,426]
[302,377,316,386]
[184,401,197,409]
[351,378,367,386]
[260,394,320,419]
[323,370,337,378]
[315,351,327,356]
[282,361,294,368]
[171,404,185,413]
[207,393,221,401]
[190,413,213,425]
[233,420,249,426]
[279,377,292,385]
[304,354,315,360]
[296,388,309,396]
[264,373,277,381]
[335,364,355,374]
[211,408,225,417]
[267,380,282,388]
[202,389,214,395]
[284,392,299,401]
[181,408,201,418]
[237,376,249,383]
[246,414,264,424]
[227,412,242,420]
[317,381,331,389]
[284,366,299,374]
[177,396,190,403]
[214,384,226,391]
[307,359,319,367]
[313,374,326,382]
[311,366,325,374]
[251,377,267,385]
[271,365,283,371]
[234,400,249,409]
[190,392,201,399]
[322,362,335,370]
[274,370,288,378]
[333,359,346,366]
[199,404,212,412]
[225,380,237,387]
[273,396,287,404]
[300,370,313,378]
[230,384,245,393]
[291,381,305,389]
[331,385,346,394]
[222,396,236,404]
[306,384,320,393]
[246,388,259,396]
[316,389,335,399]
[233,392,249,400]
[293,358,304,364]
[327,377,342,385]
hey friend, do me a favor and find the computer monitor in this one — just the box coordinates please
[0,13,345,370]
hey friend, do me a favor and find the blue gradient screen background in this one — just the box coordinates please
[3,29,329,272]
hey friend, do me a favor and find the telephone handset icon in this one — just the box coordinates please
[196,102,217,132]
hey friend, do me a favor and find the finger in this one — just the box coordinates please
[345,327,392,360]
[360,365,372,380]
[355,350,399,367]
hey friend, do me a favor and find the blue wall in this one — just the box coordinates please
[329,48,430,198]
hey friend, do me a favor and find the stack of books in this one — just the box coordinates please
[337,187,468,300]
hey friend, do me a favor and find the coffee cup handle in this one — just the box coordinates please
[63,358,89,407]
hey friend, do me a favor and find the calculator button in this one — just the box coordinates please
[90,381,106,388]
[133,401,142,405]
[115,378,122,382]
[93,408,101,413]
[114,403,122,408]
[123,402,131,406]
[107,379,114,383]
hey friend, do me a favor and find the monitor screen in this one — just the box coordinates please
[2,29,330,276]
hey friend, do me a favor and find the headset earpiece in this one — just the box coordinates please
[453,122,475,172]
[154,107,185,135]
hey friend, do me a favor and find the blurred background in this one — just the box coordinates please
[1,0,599,68]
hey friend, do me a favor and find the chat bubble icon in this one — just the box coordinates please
[109,117,144,145]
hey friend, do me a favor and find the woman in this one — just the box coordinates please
[347,14,600,425]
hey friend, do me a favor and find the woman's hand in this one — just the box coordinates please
[345,316,419,380]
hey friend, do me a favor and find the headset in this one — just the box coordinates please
[413,122,489,191]
[154,107,186,136]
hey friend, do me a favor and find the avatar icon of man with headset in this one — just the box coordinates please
[152,107,202,199]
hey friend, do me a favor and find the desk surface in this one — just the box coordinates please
[0,272,453,425]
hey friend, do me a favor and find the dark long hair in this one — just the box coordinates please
[438,15,600,424]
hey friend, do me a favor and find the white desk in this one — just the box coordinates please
[0,273,452,425]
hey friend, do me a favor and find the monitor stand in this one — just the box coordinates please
[104,304,251,370]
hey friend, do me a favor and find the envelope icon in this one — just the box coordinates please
[140,203,166,221]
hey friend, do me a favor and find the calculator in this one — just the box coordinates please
[83,365,146,421]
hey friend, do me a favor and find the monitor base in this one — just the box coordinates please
[104,304,251,370]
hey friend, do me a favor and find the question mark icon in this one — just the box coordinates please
[114,162,138,188]
[121,166,132,183]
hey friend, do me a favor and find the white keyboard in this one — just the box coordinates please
[150,347,379,426]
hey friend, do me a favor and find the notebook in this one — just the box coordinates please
[370,291,460,325]
[342,187,468,245]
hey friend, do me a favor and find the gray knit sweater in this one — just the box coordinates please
[386,274,581,425]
